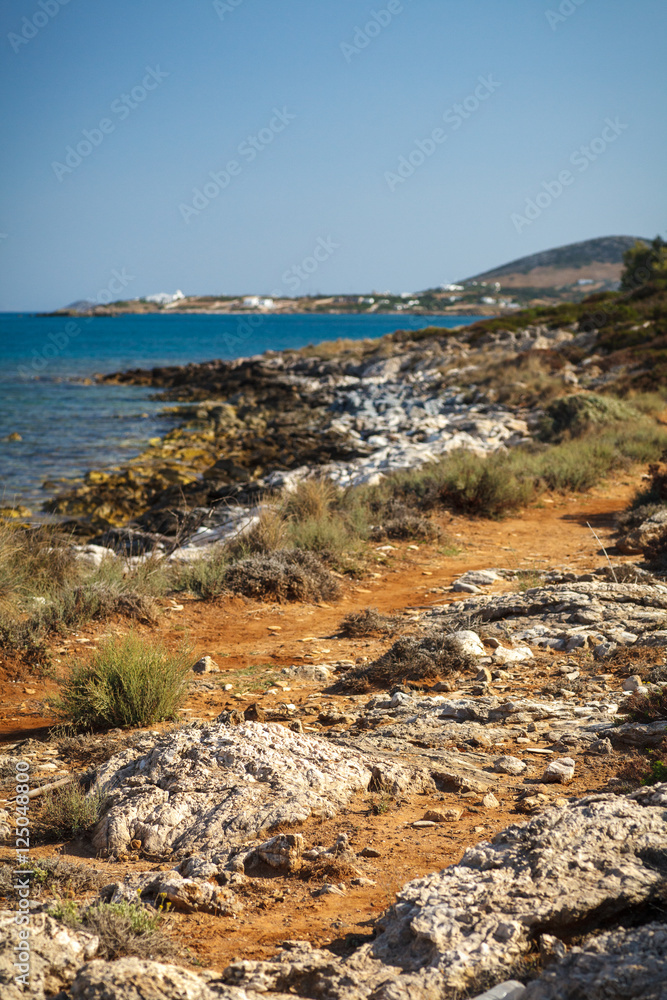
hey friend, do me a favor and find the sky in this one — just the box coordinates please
[0,0,665,311]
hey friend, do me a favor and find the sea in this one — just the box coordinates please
[0,312,484,512]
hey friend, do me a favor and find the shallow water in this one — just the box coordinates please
[0,312,483,508]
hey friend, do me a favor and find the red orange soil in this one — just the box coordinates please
[0,471,640,740]
[0,473,650,970]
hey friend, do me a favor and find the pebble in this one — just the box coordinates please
[543,757,575,784]
[423,808,462,823]
[493,755,527,776]
[482,793,500,809]
[192,656,219,674]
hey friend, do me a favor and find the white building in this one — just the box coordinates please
[146,289,185,306]
[243,296,275,309]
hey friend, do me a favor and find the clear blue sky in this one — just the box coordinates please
[0,0,665,311]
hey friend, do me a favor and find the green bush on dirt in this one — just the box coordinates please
[53,632,192,729]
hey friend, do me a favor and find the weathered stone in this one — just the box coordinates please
[543,757,575,784]
[221,787,667,998]
[92,722,373,856]
[100,869,241,916]
[70,956,265,999]
[493,755,527,776]
[523,921,667,1000]
[0,913,99,1000]
[423,808,462,822]
[257,833,303,871]
[192,655,219,674]
[448,630,486,656]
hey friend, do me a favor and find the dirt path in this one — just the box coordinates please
[0,473,640,740]
[0,471,653,971]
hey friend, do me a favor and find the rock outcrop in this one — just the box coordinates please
[92,722,374,856]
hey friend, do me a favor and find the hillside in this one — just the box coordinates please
[455,235,648,305]
[467,236,647,280]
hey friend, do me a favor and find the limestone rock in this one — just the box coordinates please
[92,722,372,856]
[70,956,270,999]
[257,833,303,871]
[492,644,534,664]
[493,755,527,775]
[447,630,486,656]
[192,655,219,674]
[523,920,667,1000]
[425,581,667,653]
[543,757,575,783]
[0,913,99,1000]
[222,786,667,998]
[423,808,462,822]
[100,870,241,916]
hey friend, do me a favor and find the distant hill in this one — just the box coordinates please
[465,236,647,282]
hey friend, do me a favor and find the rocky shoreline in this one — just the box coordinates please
[41,314,620,549]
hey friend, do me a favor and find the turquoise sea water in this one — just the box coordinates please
[0,312,484,508]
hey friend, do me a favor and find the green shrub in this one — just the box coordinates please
[53,632,192,729]
[173,546,230,598]
[48,899,174,960]
[436,451,534,518]
[538,393,639,442]
[36,782,103,841]
[287,514,359,559]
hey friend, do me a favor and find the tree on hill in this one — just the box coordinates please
[620,235,667,291]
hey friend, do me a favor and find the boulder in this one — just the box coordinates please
[0,913,99,1000]
[493,755,527,776]
[91,722,373,856]
[70,956,267,999]
[523,921,667,1000]
[542,757,575,784]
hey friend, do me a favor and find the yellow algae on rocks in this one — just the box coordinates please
[86,470,111,484]
[0,505,32,518]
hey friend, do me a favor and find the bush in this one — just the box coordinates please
[280,478,339,521]
[338,608,395,637]
[623,687,667,723]
[288,514,359,561]
[226,507,286,558]
[436,451,534,518]
[49,900,174,960]
[53,632,192,729]
[370,512,441,542]
[334,633,477,692]
[35,781,103,841]
[0,523,163,661]
[224,548,340,603]
[538,393,638,442]
[173,546,229,598]
[642,526,667,572]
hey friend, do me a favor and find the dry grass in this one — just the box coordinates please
[49,899,176,961]
[34,781,104,842]
[224,548,341,602]
[338,607,396,637]
[334,633,478,692]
